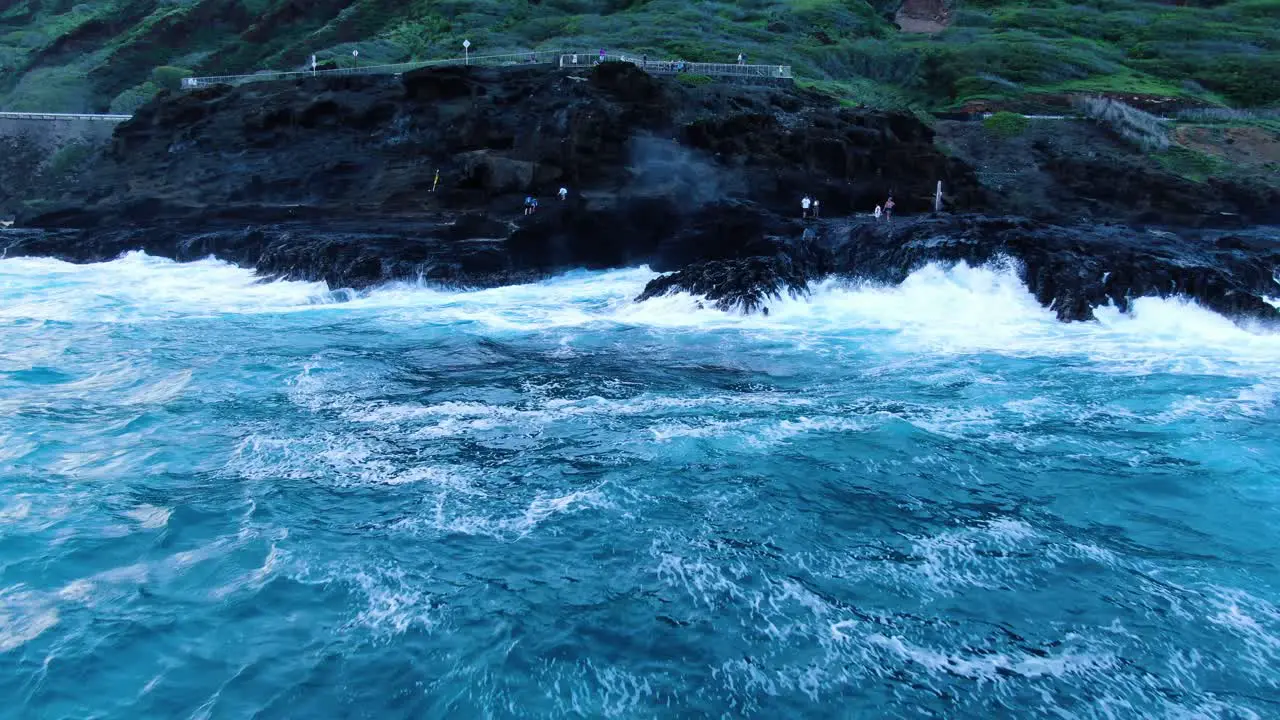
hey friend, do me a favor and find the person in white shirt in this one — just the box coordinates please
[801,195,811,219]
[874,205,883,220]
[558,187,568,201]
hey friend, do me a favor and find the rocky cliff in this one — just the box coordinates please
[0,117,116,220]
[3,63,1278,326]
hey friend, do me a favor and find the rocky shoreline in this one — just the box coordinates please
[2,63,1277,325]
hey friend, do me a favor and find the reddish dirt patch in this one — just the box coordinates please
[896,0,952,34]
[1175,125,1280,168]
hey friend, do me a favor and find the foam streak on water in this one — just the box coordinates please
[2,252,1278,718]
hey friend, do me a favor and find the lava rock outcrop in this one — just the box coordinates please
[4,63,1277,325]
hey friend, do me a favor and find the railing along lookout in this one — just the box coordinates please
[182,51,793,89]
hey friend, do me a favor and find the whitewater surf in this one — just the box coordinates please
[2,253,1278,717]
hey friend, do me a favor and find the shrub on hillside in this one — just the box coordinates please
[44,142,93,180]
[151,66,193,91]
[983,111,1030,138]
[1072,95,1170,152]
[109,81,160,114]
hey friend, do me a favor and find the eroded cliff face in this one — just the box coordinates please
[0,117,115,219]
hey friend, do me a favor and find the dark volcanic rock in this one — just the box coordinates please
[3,63,1278,326]
[639,216,1280,325]
[24,63,977,226]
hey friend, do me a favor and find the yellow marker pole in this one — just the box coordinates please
[432,169,440,193]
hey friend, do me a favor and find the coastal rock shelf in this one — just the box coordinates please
[3,63,1277,325]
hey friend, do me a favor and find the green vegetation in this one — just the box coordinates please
[109,81,160,114]
[0,0,1276,114]
[44,141,93,179]
[1154,145,1229,183]
[151,65,193,91]
[982,111,1029,138]
[676,73,715,87]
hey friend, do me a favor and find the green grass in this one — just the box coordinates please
[1154,146,1229,183]
[0,0,1277,113]
[983,111,1030,138]
[676,73,715,87]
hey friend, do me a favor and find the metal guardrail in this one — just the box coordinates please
[559,54,792,80]
[183,51,565,89]
[0,111,132,122]
[184,50,793,89]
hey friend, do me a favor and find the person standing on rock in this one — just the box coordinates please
[813,199,820,219]
[558,187,568,201]
[874,205,883,220]
[884,195,895,221]
[801,195,812,219]
[524,196,535,216]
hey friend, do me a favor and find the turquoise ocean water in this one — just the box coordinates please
[2,252,1278,718]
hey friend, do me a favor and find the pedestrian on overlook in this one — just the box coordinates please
[737,53,744,66]
[884,195,895,220]
[801,195,812,219]
[599,48,606,63]
[558,187,568,201]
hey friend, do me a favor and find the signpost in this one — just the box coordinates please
[463,39,470,65]
[352,49,359,68]
[311,55,317,75]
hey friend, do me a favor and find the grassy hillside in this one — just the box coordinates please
[0,0,1277,114]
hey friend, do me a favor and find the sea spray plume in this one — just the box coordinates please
[625,135,744,211]
[1071,95,1171,152]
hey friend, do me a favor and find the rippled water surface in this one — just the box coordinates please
[2,252,1279,718]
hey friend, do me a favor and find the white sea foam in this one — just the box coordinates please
[429,487,612,540]
[4,252,1277,379]
[123,504,172,530]
[0,586,59,652]
[866,632,1117,680]
[0,252,333,321]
